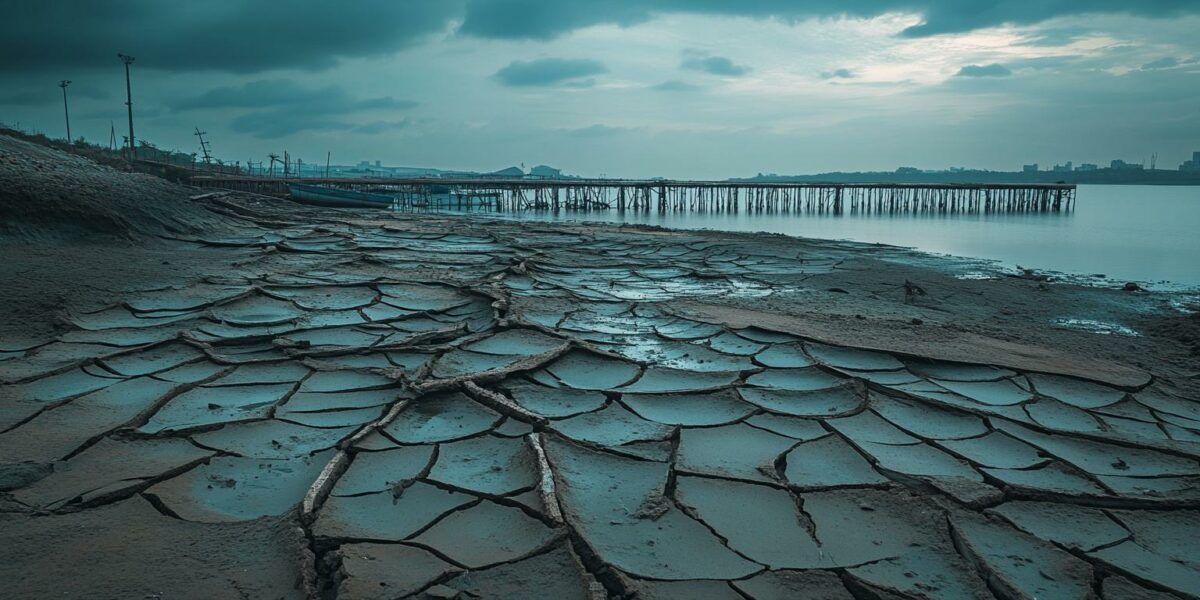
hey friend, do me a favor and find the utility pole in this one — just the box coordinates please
[194,127,213,165]
[325,151,331,178]
[109,121,116,151]
[117,53,136,162]
[58,80,72,142]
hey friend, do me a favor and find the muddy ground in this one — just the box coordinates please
[1,136,1199,599]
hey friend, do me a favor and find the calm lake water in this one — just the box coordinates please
[451,185,1200,288]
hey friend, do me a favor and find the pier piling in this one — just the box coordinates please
[188,176,1077,215]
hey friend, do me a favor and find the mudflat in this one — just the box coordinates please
[2,135,1199,598]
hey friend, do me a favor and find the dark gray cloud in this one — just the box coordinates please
[1141,56,1180,70]
[899,1,1200,36]
[956,64,1013,77]
[1002,55,1084,71]
[821,68,856,79]
[176,80,418,139]
[172,80,415,113]
[78,106,163,121]
[7,1,1196,77]
[230,110,408,139]
[456,0,1200,40]
[0,0,456,73]
[0,89,58,106]
[681,53,750,76]
[228,111,331,139]
[0,85,109,106]
[494,58,607,86]
[652,80,701,92]
[456,1,654,40]
[350,119,413,135]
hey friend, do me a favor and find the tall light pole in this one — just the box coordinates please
[117,53,136,161]
[58,80,72,143]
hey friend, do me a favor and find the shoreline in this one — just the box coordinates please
[415,184,1200,291]
[2,177,1196,387]
[2,130,1196,407]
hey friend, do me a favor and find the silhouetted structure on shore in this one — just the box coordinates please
[191,175,1075,215]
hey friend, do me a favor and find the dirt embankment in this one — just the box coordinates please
[0,134,227,242]
[0,134,242,341]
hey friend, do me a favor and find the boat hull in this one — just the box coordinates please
[288,184,393,209]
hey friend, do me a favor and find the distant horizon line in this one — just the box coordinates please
[5,123,1198,182]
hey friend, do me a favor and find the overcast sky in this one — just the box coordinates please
[2,1,1198,178]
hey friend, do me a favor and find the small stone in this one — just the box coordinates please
[910,318,923,325]
[1121,282,1142,292]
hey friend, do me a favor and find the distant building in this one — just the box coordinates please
[529,164,562,178]
[1110,159,1143,170]
[1075,163,1098,171]
[1022,164,1039,173]
[489,166,525,178]
[895,167,921,174]
[1181,151,1200,172]
[1052,161,1073,172]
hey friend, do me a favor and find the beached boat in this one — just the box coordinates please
[287,183,394,209]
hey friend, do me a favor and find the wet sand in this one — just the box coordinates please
[2,136,1199,598]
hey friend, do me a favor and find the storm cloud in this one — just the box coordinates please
[493,58,607,86]
[4,1,1200,75]
[230,110,411,139]
[1140,56,1181,70]
[821,68,857,80]
[0,0,456,73]
[172,80,419,139]
[0,85,108,107]
[173,80,415,113]
[956,64,1013,77]
[681,53,750,77]
[1,0,1197,176]
[455,0,1200,40]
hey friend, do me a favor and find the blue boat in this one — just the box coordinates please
[288,183,394,209]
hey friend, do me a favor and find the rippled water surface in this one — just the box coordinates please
[449,185,1200,287]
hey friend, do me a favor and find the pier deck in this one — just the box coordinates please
[190,175,1076,214]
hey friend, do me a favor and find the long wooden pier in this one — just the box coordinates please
[190,175,1076,215]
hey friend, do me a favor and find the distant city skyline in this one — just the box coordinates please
[2,2,1199,179]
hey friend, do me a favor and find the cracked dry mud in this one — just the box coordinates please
[2,195,1199,600]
